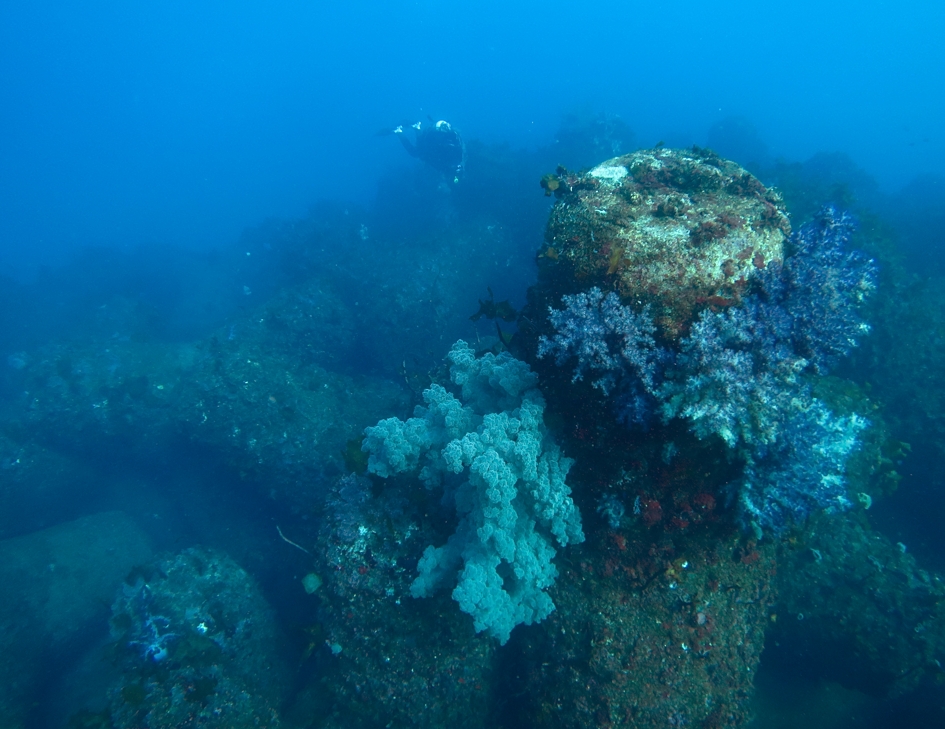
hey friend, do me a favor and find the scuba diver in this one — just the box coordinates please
[380,118,466,183]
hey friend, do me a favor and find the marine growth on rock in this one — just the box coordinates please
[541,147,791,337]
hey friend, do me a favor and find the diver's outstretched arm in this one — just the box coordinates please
[397,133,418,158]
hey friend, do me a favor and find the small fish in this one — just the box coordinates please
[540,173,561,197]
[470,287,517,322]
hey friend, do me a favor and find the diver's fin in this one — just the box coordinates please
[375,125,403,137]
[376,121,415,137]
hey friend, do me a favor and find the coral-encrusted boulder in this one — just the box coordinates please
[541,147,790,337]
[511,529,776,729]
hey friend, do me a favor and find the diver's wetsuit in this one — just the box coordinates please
[397,120,466,182]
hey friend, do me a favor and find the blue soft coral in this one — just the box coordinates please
[363,340,584,643]
[758,206,876,371]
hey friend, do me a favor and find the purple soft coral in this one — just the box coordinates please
[760,207,876,372]
[538,288,666,426]
[538,287,662,396]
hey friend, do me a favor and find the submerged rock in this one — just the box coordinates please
[107,547,288,729]
[291,473,495,729]
[0,512,152,729]
[11,277,408,514]
[509,150,876,727]
[772,513,945,702]
[513,529,775,728]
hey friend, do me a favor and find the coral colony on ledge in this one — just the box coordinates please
[361,201,876,642]
[539,206,876,538]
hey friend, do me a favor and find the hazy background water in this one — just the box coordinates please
[1,0,942,279]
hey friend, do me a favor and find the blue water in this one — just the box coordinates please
[1,2,943,728]
[2,1,943,279]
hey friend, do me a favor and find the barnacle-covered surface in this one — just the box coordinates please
[543,147,790,336]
